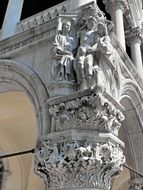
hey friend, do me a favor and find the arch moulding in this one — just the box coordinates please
[0,59,50,137]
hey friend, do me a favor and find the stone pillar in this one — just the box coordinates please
[129,178,143,190]
[1,0,24,39]
[67,0,96,11]
[35,90,126,190]
[126,27,143,77]
[103,0,129,50]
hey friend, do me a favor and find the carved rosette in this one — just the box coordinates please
[48,92,124,136]
[129,178,143,190]
[35,137,125,190]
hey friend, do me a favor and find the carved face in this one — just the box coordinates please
[63,21,71,33]
[87,17,96,31]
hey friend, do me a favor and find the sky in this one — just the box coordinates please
[0,0,110,29]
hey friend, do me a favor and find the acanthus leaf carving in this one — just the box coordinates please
[48,92,124,136]
[35,138,125,190]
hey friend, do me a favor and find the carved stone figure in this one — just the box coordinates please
[93,23,120,98]
[74,16,100,90]
[75,19,120,98]
[51,21,76,81]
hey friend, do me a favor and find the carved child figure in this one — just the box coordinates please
[74,16,100,90]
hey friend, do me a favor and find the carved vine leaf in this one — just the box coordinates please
[49,93,124,136]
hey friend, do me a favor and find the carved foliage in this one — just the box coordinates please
[129,178,143,190]
[49,93,124,136]
[35,138,125,190]
[126,27,143,45]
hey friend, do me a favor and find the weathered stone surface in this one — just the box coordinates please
[129,178,143,190]
[48,90,124,136]
[35,131,125,190]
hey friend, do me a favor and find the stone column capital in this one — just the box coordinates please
[34,91,125,190]
[114,0,129,13]
[48,91,125,136]
[35,134,125,190]
[129,178,143,190]
[103,0,129,13]
[126,27,143,45]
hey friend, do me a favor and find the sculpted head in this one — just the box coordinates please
[87,16,97,30]
[62,21,71,34]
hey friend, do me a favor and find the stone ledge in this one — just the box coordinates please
[40,129,125,147]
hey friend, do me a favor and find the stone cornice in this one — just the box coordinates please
[0,20,56,58]
[16,2,68,34]
[0,13,77,58]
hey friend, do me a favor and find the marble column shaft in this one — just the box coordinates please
[131,38,143,76]
[114,1,126,50]
[127,27,143,77]
[103,0,128,50]
[1,0,24,39]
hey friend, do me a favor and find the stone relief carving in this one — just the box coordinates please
[74,16,100,90]
[49,92,124,136]
[51,20,77,82]
[41,2,126,190]
[50,4,121,99]
[35,138,125,190]
[129,178,143,190]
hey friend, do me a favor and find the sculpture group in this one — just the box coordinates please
[51,6,120,98]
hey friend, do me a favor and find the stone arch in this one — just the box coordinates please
[119,80,143,179]
[0,59,50,136]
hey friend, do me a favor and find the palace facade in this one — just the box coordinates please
[0,0,143,190]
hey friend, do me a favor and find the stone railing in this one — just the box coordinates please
[16,1,68,34]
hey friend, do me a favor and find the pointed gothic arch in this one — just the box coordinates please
[119,81,143,179]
